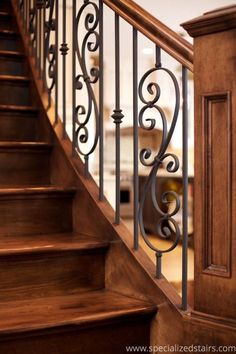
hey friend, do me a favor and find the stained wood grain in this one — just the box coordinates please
[0,142,52,185]
[0,290,156,334]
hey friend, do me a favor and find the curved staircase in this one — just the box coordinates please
[0,1,157,352]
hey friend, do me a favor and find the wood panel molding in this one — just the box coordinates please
[202,92,232,278]
[182,5,236,37]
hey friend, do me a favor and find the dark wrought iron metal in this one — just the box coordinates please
[29,1,37,52]
[36,0,44,73]
[19,0,24,13]
[55,0,58,123]
[17,0,190,308]
[73,0,100,176]
[182,66,189,311]
[133,27,139,250]
[112,13,124,225]
[44,0,56,108]
[60,0,69,138]
[138,46,181,279]
[98,0,104,201]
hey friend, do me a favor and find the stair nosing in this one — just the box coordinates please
[0,29,17,36]
[0,104,38,112]
[0,74,30,82]
[0,233,109,256]
[0,142,53,150]
[0,11,11,17]
[0,186,76,196]
[0,50,24,58]
[0,290,157,336]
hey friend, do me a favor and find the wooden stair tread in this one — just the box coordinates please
[0,12,11,17]
[0,74,30,82]
[0,50,23,57]
[0,290,157,335]
[0,104,38,112]
[0,141,52,150]
[0,233,109,255]
[0,186,76,196]
[0,29,17,35]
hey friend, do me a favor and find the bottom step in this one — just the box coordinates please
[0,290,157,354]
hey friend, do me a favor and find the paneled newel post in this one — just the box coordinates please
[182,6,236,320]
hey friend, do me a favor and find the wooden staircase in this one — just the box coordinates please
[0,1,157,352]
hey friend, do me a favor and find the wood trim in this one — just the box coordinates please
[182,5,236,37]
[189,310,236,332]
[103,0,193,72]
[202,92,232,278]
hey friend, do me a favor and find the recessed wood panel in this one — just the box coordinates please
[202,92,232,277]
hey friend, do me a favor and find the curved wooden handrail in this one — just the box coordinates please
[103,0,194,72]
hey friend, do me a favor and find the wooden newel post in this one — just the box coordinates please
[182,6,236,320]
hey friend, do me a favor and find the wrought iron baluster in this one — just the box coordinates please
[43,4,46,88]
[26,0,29,32]
[72,0,76,156]
[138,45,181,278]
[60,0,69,138]
[35,1,39,68]
[29,0,36,55]
[73,0,100,177]
[44,0,56,108]
[99,0,104,201]
[133,27,139,250]
[36,1,44,75]
[19,0,24,12]
[55,0,58,123]
[112,13,124,225]
[23,0,26,31]
[182,66,189,311]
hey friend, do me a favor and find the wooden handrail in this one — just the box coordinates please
[103,0,194,72]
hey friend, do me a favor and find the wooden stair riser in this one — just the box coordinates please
[0,14,15,31]
[0,2,11,12]
[0,317,152,354]
[0,146,52,185]
[0,79,31,106]
[0,250,106,302]
[0,33,21,51]
[0,192,75,236]
[0,110,38,141]
[0,54,26,75]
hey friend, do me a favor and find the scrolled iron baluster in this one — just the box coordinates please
[19,0,24,11]
[138,47,181,278]
[44,0,56,107]
[74,0,100,176]
[29,2,36,51]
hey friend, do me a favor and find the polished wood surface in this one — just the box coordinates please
[0,290,156,334]
[0,105,38,141]
[183,7,236,322]
[0,30,21,51]
[0,2,157,351]
[0,248,107,302]
[0,232,109,255]
[0,75,31,106]
[0,187,75,236]
[182,5,236,37]
[0,142,52,185]
[103,0,193,71]
[0,51,26,75]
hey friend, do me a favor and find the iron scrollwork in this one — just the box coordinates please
[29,2,37,49]
[74,0,100,167]
[44,0,56,104]
[138,55,181,277]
